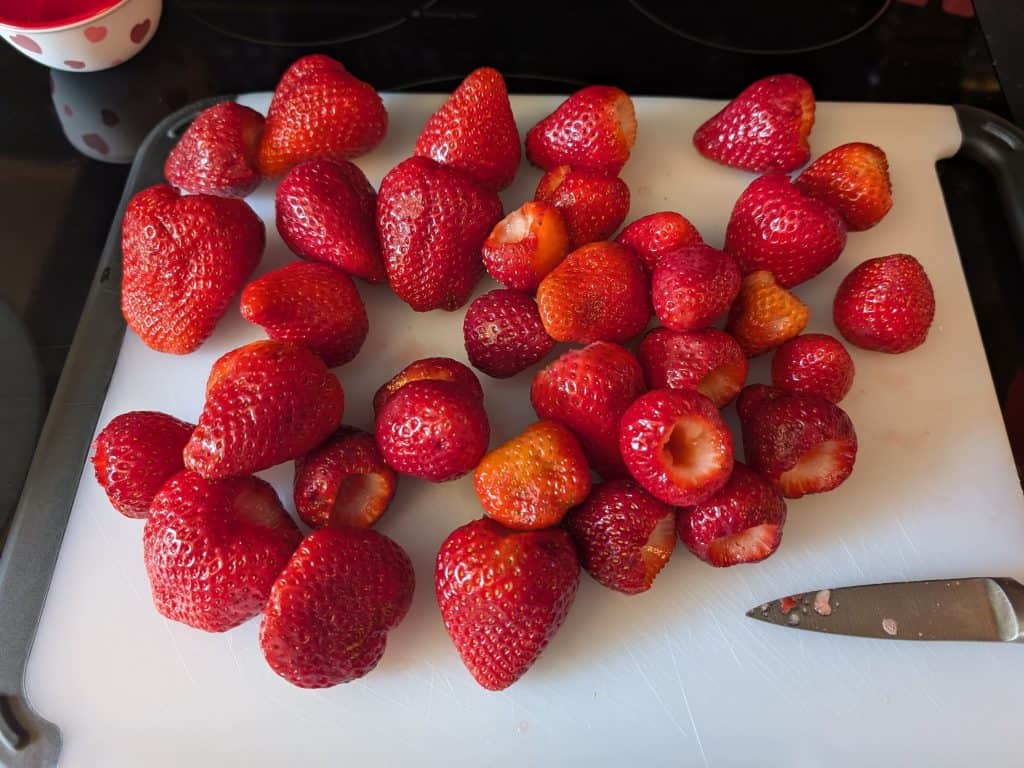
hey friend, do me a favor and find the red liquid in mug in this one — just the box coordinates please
[0,0,122,28]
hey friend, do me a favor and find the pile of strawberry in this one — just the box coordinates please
[93,58,937,693]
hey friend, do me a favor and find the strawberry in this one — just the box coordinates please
[651,244,741,332]
[184,340,344,479]
[375,379,489,482]
[256,54,387,178]
[771,333,855,403]
[525,85,637,175]
[164,101,264,198]
[534,165,630,248]
[275,158,384,283]
[373,356,483,415]
[615,211,703,272]
[726,271,809,357]
[833,254,935,354]
[240,262,368,368]
[735,383,788,422]
[91,411,194,518]
[463,289,555,379]
[566,477,675,594]
[795,142,893,231]
[260,526,414,688]
[482,201,570,292]
[474,420,591,530]
[738,385,857,498]
[531,341,646,478]
[121,184,264,354]
[725,174,847,288]
[638,327,748,408]
[144,471,301,632]
[677,462,786,567]
[693,74,814,173]
[435,517,580,691]
[536,241,650,344]
[293,426,397,530]
[619,388,734,506]
[376,156,503,311]
[414,66,521,191]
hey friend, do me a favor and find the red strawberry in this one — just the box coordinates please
[534,165,630,248]
[240,262,368,368]
[615,211,703,272]
[377,156,503,311]
[693,74,814,173]
[735,383,788,422]
[293,426,397,529]
[482,201,570,292]
[144,471,301,632]
[795,142,893,231]
[677,462,786,567]
[121,184,264,354]
[638,328,748,408]
[738,385,857,498]
[435,517,580,691]
[275,158,384,283]
[565,477,675,594]
[651,244,741,332]
[414,66,521,191]
[373,357,483,415]
[375,379,489,482]
[531,342,646,478]
[256,54,387,178]
[833,254,935,354]
[91,411,194,518]
[536,241,650,344]
[727,270,810,357]
[619,388,734,506]
[164,101,264,198]
[260,526,414,688]
[463,289,555,379]
[184,340,344,479]
[725,174,847,288]
[771,333,855,403]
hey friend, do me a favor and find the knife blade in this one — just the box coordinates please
[746,577,1024,642]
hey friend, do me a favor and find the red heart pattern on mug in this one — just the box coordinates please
[84,26,107,43]
[130,19,151,44]
[9,34,41,54]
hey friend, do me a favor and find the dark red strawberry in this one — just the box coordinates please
[736,383,788,422]
[534,165,630,248]
[771,333,855,403]
[794,142,893,231]
[482,201,570,292]
[638,327,748,408]
[372,357,483,415]
[435,517,580,691]
[121,184,264,354]
[615,211,703,272]
[651,244,741,332]
[144,471,301,632]
[463,289,555,379]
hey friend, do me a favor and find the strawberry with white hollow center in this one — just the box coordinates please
[637,327,748,408]
[482,201,570,292]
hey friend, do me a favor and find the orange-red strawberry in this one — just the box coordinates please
[795,142,893,231]
[725,174,847,288]
[771,333,855,403]
[693,74,814,173]
[651,244,741,332]
[121,184,264,354]
[536,241,650,344]
[256,54,387,177]
[474,420,591,530]
[377,156,503,311]
[164,101,264,198]
[534,165,630,248]
[184,340,344,479]
[293,426,397,530]
[727,271,809,357]
[372,356,483,415]
[414,66,521,191]
[435,517,580,691]
[638,327,748,408]
[566,477,676,594]
[833,254,935,354]
[526,85,637,175]
[482,201,570,292]
[91,411,194,518]
[275,157,384,283]
[463,289,555,379]
[144,471,301,632]
[615,211,703,272]
[260,526,414,688]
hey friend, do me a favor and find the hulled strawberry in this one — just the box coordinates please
[372,357,483,415]
[638,327,748,408]
[651,244,741,332]
[463,289,555,379]
[615,211,703,272]
[727,271,809,357]
[534,165,630,248]
[482,201,570,292]
[771,333,855,403]
[795,142,893,231]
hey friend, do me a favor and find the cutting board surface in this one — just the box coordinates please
[24,93,1024,767]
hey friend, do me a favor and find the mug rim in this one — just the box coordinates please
[0,0,130,33]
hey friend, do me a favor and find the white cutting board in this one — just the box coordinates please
[24,93,1024,767]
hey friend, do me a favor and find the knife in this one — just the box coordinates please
[746,577,1024,642]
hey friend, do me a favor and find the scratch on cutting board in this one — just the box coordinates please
[702,605,741,667]
[625,643,688,742]
[666,637,709,768]
[353,679,417,714]
[159,622,199,688]
[224,633,244,677]
[895,517,923,559]
[838,537,868,578]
